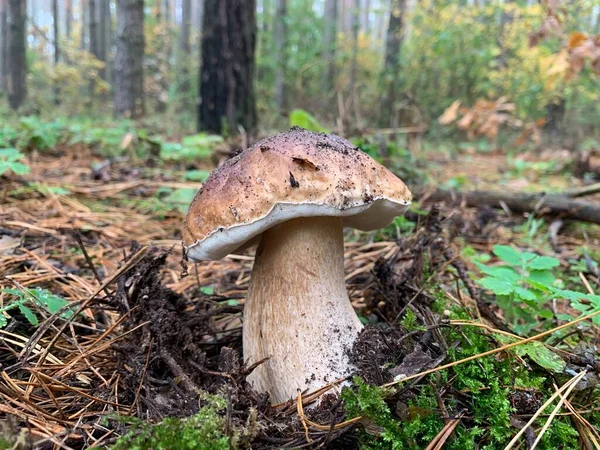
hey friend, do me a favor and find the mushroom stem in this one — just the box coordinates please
[244,216,363,404]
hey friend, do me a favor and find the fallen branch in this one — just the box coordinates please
[416,188,600,224]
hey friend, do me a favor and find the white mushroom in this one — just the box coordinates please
[183,128,412,404]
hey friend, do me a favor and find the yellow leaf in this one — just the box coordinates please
[568,32,587,49]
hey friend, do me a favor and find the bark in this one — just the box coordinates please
[380,0,405,126]
[419,188,600,225]
[180,0,191,55]
[321,0,337,92]
[89,0,98,59]
[114,0,145,118]
[66,0,72,39]
[198,0,257,135]
[7,0,26,110]
[179,0,191,96]
[273,0,287,112]
[80,0,87,49]
[0,0,7,92]
[98,0,109,80]
[53,0,60,104]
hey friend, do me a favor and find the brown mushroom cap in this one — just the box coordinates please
[183,128,412,260]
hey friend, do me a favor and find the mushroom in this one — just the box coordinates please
[183,128,412,404]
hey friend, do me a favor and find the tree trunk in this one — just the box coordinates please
[0,0,7,93]
[380,0,405,127]
[89,0,98,59]
[321,0,337,93]
[53,0,60,104]
[81,0,87,49]
[179,0,191,98]
[349,0,360,91]
[198,0,257,135]
[418,188,600,225]
[273,0,287,112]
[114,0,145,118]
[361,0,370,34]
[66,0,73,39]
[192,0,204,35]
[7,0,26,110]
[98,0,109,80]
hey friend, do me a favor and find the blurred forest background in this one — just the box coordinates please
[1,0,599,146]
[3,2,600,449]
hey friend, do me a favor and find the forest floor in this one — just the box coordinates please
[1,130,600,449]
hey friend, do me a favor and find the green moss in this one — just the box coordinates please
[108,392,255,450]
[342,310,585,449]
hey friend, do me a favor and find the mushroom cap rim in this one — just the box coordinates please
[184,196,411,261]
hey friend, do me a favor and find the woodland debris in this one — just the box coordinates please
[418,187,600,224]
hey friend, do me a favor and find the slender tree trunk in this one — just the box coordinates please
[53,0,60,104]
[0,0,7,93]
[361,0,370,34]
[375,0,388,43]
[114,0,145,118]
[66,0,72,39]
[163,0,169,24]
[7,0,26,110]
[98,0,109,80]
[89,0,98,58]
[273,0,287,112]
[81,0,87,49]
[179,0,191,99]
[322,0,337,93]
[198,0,257,135]
[380,0,405,126]
[349,0,360,91]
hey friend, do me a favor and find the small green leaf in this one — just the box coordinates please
[477,265,520,282]
[289,109,329,132]
[200,285,215,295]
[492,245,522,266]
[18,304,39,326]
[527,270,555,286]
[478,277,515,295]
[513,286,537,301]
[0,314,7,328]
[32,288,71,316]
[529,256,560,271]
[184,170,211,182]
[516,342,566,373]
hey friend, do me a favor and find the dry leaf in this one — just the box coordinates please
[438,100,461,125]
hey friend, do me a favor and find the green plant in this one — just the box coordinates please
[342,311,581,449]
[159,134,223,162]
[0,148,30,176]
[109,392,254,450]
[17,116,64,150]
[476,245,600,334]
[0,287,72,328]
[288,109,329,132]
[156,187,197,213]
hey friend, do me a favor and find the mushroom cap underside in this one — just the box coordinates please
[183,127,412,261]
